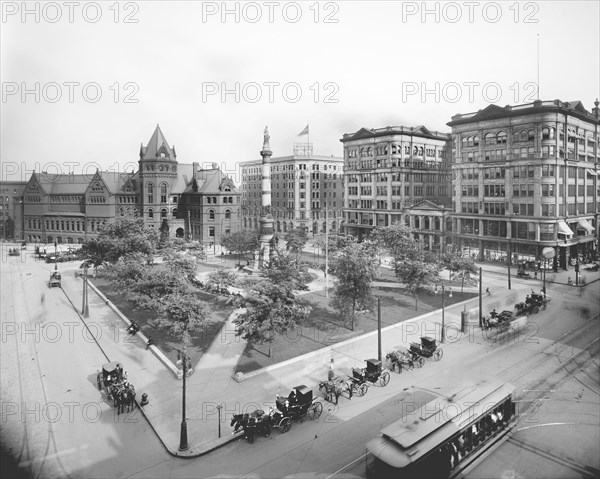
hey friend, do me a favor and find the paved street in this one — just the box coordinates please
[1,244,599,478]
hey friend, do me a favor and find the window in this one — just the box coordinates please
[148,209,154,218]
[147,183,154,203]
[496,131,507,144]
[160,183,167,203]
[209,209,215,220]
[484,132,495,145]
[225,209,231,219]
[209,227,215,237]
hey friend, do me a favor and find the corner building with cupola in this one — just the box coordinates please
[20,125,240,247]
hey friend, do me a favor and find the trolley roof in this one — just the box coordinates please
[367,379,515,468]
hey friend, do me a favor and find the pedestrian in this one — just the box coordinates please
[486,287,491,296]
[40,292,45,304]
[534,271,538,279]
[146,336,154,350]
[567,276,573,286]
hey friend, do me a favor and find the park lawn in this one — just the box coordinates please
[234,281,478,374]
[92,271,235,367]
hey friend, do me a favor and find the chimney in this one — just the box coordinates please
[212,162,218,170]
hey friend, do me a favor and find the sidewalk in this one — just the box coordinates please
[58,261,541,458]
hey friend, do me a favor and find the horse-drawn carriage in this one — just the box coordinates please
[409,337,443,362]
[231,385,323,443]
[386,347,423,372]
[49,271,61,287]
[270,385,323,433]
[319,375,353,404]
[349,359,390,397]
[96,361,135,414]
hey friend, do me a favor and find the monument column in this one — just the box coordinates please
[258,126,274,267]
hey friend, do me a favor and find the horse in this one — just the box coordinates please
[319,378,349,405]
[230,409,269,443]
[386,351,414,373]
[117,386,136,415]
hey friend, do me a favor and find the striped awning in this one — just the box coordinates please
[577,219,594,234]
[557,220,574,236]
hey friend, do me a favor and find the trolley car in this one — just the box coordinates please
[366,379,516,478]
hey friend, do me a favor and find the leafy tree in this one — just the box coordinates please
[234,281,311,357]
[143,290,210,345]
[159,218,170,245]
[4,216,14,239]
[285,228,308,260]
[440,248,478,294]
[371,224,441,309]
[261,250,310,291]
[206,268,237,299]
[79,216,159,265]
[220,231,260,261]
[330,242,379,330]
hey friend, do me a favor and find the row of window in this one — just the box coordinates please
[347,144,444,159]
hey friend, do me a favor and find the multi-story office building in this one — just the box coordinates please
[340,126,452,250]
[448,99,599,269]
[0,181,28,240]
[20,125,240,247]
[241,149,345,237]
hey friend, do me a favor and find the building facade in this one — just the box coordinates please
[241,150,345,237]
[0,181,28,240]
[340,126,452,250]
[447,99,599,269]
[20,125,240,247]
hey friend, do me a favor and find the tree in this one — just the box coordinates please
[144,290,210,345]
[261,250,310,291]
[79,216,159,265]
[159,218,170,245]
[206,268,238,300]
[330,242,379,330]
[285,228,308,260]
[220,231,260,262]
[440,248,478,294]
[234,281,311,357]
[371,225,441,309]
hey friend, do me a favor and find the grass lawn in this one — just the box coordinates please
[234,275,478,374]
[92,269,236,367]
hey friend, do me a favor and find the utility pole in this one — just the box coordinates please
[478,267,483,328]
[377,297,382,361]
[441,282,445,343]
[507,239,512,290]
[325,205,329,298]
[81,266,89,317]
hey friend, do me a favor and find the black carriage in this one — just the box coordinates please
[96,361,135,413]
[386,347,422,373]
[409,337,443,362]
[516,270,531,279]
[269,385,323,433]
[49,271,61,287]
[349,359,391,397]
[231,409,271,443]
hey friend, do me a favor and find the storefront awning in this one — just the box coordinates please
[578,218,595,234]
[586,169,599,176]
[557,220,574,236]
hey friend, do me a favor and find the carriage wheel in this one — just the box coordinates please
[359,383,368,396]
[280,418,292,433]
[379,371,390,387]
[415,356,425,368]
[433,349,443,361]
[307,401,323,421]
[533,306,540,314]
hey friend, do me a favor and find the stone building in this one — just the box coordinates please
[0,181,28,240]
[340,125,452,250]
[447,99,599,269]
[20,125,240,247]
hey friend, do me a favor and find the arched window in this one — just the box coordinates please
[484,132,495,145]
[496,131,507,144]
[462,137,468,148]
[513,132,520,143]
[160,183,167,203]
[473,136,480,147]
[542,127,555,140]
[527,129,535,141]
[225,209,231,219]
[172,208,178,218]
[209,209,215,220]
[147,183,154,203]
[161,208,167,218]
[148,209,154,218]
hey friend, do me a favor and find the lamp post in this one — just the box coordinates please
[81,266,89,317]
[54,240,58,271]
[507,238,512,290]
[441,282,445,343]
[177,347,190,451]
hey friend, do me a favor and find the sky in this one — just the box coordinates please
[1,0,599,185]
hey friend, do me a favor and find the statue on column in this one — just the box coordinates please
[263,126,270,150]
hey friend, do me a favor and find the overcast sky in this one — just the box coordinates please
[1,0,599,185]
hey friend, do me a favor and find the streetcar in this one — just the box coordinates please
[366,378,516,478]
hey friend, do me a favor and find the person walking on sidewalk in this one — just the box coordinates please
[486,287,491,296]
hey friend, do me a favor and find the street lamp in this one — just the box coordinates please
[441,282,445,343]
[54,240,58,271]
[81,266,89,317]
[176,347,191,451]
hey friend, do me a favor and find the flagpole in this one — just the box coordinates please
[307,122,310,154]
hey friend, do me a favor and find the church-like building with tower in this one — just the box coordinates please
[20,125,241,248]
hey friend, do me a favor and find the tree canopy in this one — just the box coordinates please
[261,250,310,291]
[285,228,308,258]
[220,231,260,260]
[330,242,379,330]
[79,216,159,265]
